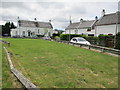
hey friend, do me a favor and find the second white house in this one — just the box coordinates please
[11,19,53,37]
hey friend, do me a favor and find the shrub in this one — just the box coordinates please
[84,36,99,45]
[98,34,114,47]
[52,33,60,39]
[115,32,120,50]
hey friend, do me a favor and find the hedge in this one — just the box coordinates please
[115,32,120,50]
[60,34,116,47]
[98,34,114,47]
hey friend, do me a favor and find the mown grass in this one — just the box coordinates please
[0,42,2,89]
[2,43,23,88]
[3,38,118,88]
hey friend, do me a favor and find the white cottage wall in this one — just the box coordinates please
[11,29,18,37]
[95,24,119,36]
[78,29,87,35]
[65,28,95,35]
[11,27,53,37]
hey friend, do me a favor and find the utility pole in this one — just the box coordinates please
[114,12,118,48]
[69,16,71,41]
[17,16,20,37]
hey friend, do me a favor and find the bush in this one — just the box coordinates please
[98,34,114,47]
[60,34,116,48]
[115,32,120,50]
[84,36,99,45]
[52,33,60,39]
[54,36,60,41]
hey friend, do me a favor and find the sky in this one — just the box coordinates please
[0,0,120,30]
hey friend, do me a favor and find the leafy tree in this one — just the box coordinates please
[2,22,16,36]
[10,22,16,29]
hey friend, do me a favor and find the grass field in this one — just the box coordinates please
[0,42,2,89]
[2,43,23,88]
[3,38,118,88]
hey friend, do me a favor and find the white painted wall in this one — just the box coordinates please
[95,24,120,36]
[65,28,95,36]
[11,26,53,37]
[78,29,87,34]
[65,30,70,34]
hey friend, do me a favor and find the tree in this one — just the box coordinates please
[10,22,16,29]
[2,22,16,36]
[2,22,11,36]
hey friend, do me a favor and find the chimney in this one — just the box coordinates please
[70,20,72,24]
[69,16,72,24]
[80,18,83,23]
[102,9,105,16]
[17,16,20,27]
[34,18,38,27]
[95,16,98,20]
[34,18,37,22]
[49,20,51,23]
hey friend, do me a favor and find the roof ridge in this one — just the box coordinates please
[19,20,50,23]
[104,12,118,16]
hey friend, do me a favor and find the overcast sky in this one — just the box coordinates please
[0,0,119,30]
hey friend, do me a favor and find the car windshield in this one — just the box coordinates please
[78,38,86,41]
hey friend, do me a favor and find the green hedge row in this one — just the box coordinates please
[115,32,120,50]
[60,34,120,49]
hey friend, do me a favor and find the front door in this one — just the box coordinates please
[28,32,31,37]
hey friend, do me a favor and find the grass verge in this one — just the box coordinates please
[2,43,23,88]
[3,38,118,88]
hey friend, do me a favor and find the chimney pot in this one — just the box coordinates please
[102,9,105,16]
[34,18,37,21]
[49,20,51,23]
[80,18,83,23]
[95,16,98,20]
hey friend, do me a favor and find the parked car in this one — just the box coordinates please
[70,37,91,45]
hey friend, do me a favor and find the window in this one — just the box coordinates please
[73,39,77,42]
[108,34,113,36]
[16,31,17,35]
[75,30,78,34]
[88,34,94,36]
[78,38,86,41]
[87,28,91,31]
[23,31,25,36]
[38,29,39,33]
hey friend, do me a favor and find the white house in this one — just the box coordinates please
[95,10,120,36]
[11,20,53,37]
[65,18,98,36]
[65,10,120,37]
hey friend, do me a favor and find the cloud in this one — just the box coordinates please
[0,1,118,30]
[118,1,120,11]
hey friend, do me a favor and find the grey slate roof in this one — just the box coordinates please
[96,12,120,26]
[18,20,53,28]
[65,20,96,30]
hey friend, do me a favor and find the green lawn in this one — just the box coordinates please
[0,42,2,89]
[2,43,23,88]
[3,38,118,88]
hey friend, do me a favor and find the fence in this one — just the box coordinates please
[55,40,120,56]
